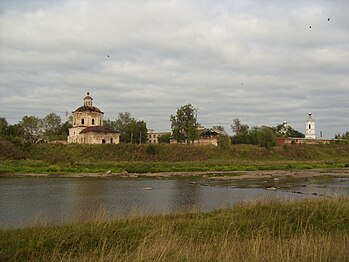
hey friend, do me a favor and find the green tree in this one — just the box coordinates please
[0,117,8,139]
[134,120,148,144]
[58,121,72,140]
[335,131,349,144]
[273,123,305,138]
[158,133,171,144]
[257,126,276,149]
[170,104,199,144]
[19,116,43,143]
[115,112,147,144]
[231,118,250,144]
[104,119,118,130]
[42,113,62,141]
[7,124,24,140]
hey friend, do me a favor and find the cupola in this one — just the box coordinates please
[83,92,93,107]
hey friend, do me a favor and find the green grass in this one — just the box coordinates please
[1,143,349,174]
[1,198,348,261]
[0,159,347,175]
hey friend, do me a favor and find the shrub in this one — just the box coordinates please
[0,140,27,160]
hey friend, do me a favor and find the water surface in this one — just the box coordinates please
[0,176,348,228]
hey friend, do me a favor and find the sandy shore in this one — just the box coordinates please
[1,167,349,180]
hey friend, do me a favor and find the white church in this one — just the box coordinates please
[276,113,333,145]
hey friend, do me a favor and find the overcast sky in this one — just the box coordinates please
[0,0,348,138]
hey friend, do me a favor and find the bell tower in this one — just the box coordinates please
[84,92,93,107]
[305,112,316,139]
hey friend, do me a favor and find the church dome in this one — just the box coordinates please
[74,105,103,113]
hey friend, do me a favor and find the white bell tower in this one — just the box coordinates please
[305,112,316,139]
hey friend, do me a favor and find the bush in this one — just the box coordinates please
[217,134,231,149]
[0,141,27,160]
[146,144,158,155]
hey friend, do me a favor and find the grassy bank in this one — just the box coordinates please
[1,143,349,174]
[1,198,348,261]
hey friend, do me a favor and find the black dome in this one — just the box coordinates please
[74,106,103,113]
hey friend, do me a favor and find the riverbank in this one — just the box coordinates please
[2,167,349,180]
[1,197,348,261]
[1,143,349,176]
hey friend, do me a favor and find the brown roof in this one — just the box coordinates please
[74,106,103,113]
[80,126,119,134]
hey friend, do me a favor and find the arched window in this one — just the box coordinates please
[81,119,84,125]
[309,124,311,129]
[110,138,113,144]
[92,119,95,125]
[102,139,106,144]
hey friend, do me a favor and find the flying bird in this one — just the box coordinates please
[309,25,312,29]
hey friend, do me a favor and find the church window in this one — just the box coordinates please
[92,119,95,125]
[110,138,113,143]
[309,124,311,129]
[102,139,106,144]
[82,119,85,125]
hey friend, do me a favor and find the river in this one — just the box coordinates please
[0,176,348,228]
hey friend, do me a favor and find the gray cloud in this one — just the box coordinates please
[0,0,348,138]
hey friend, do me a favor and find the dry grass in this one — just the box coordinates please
[1,197,348,261]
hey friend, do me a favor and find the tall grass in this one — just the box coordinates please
[1,198,348,261]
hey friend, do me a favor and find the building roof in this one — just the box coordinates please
[199,128,219,137]
[80,126,119,134]
[74,106,103,113]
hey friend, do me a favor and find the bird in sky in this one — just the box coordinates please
[309,25,312,28]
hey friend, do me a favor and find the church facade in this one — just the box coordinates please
[67,93,120,144]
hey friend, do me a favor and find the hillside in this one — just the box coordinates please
[1,142,348,174]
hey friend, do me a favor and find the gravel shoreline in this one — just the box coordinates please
[1,167,349,180]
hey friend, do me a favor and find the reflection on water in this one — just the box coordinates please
[0,177,348,228]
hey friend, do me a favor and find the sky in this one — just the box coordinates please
[0,0,348,138]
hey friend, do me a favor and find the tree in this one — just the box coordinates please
[115,112,147,144]
[170,104,199,144]
[7,124,24,140]
[231,118,251,144]
[273,123,305,138]
[19,116,43,143]
[335,131,349,143]
[58,121,72,140]
[42,113,62,141]
[0,117,8,139]
[104,119,118,130]
[257,126,276,149]
[158,133,171,144]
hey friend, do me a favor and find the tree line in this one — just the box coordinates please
[2,103,347,148]
[169,104,306,149]
[0,113,71,146]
